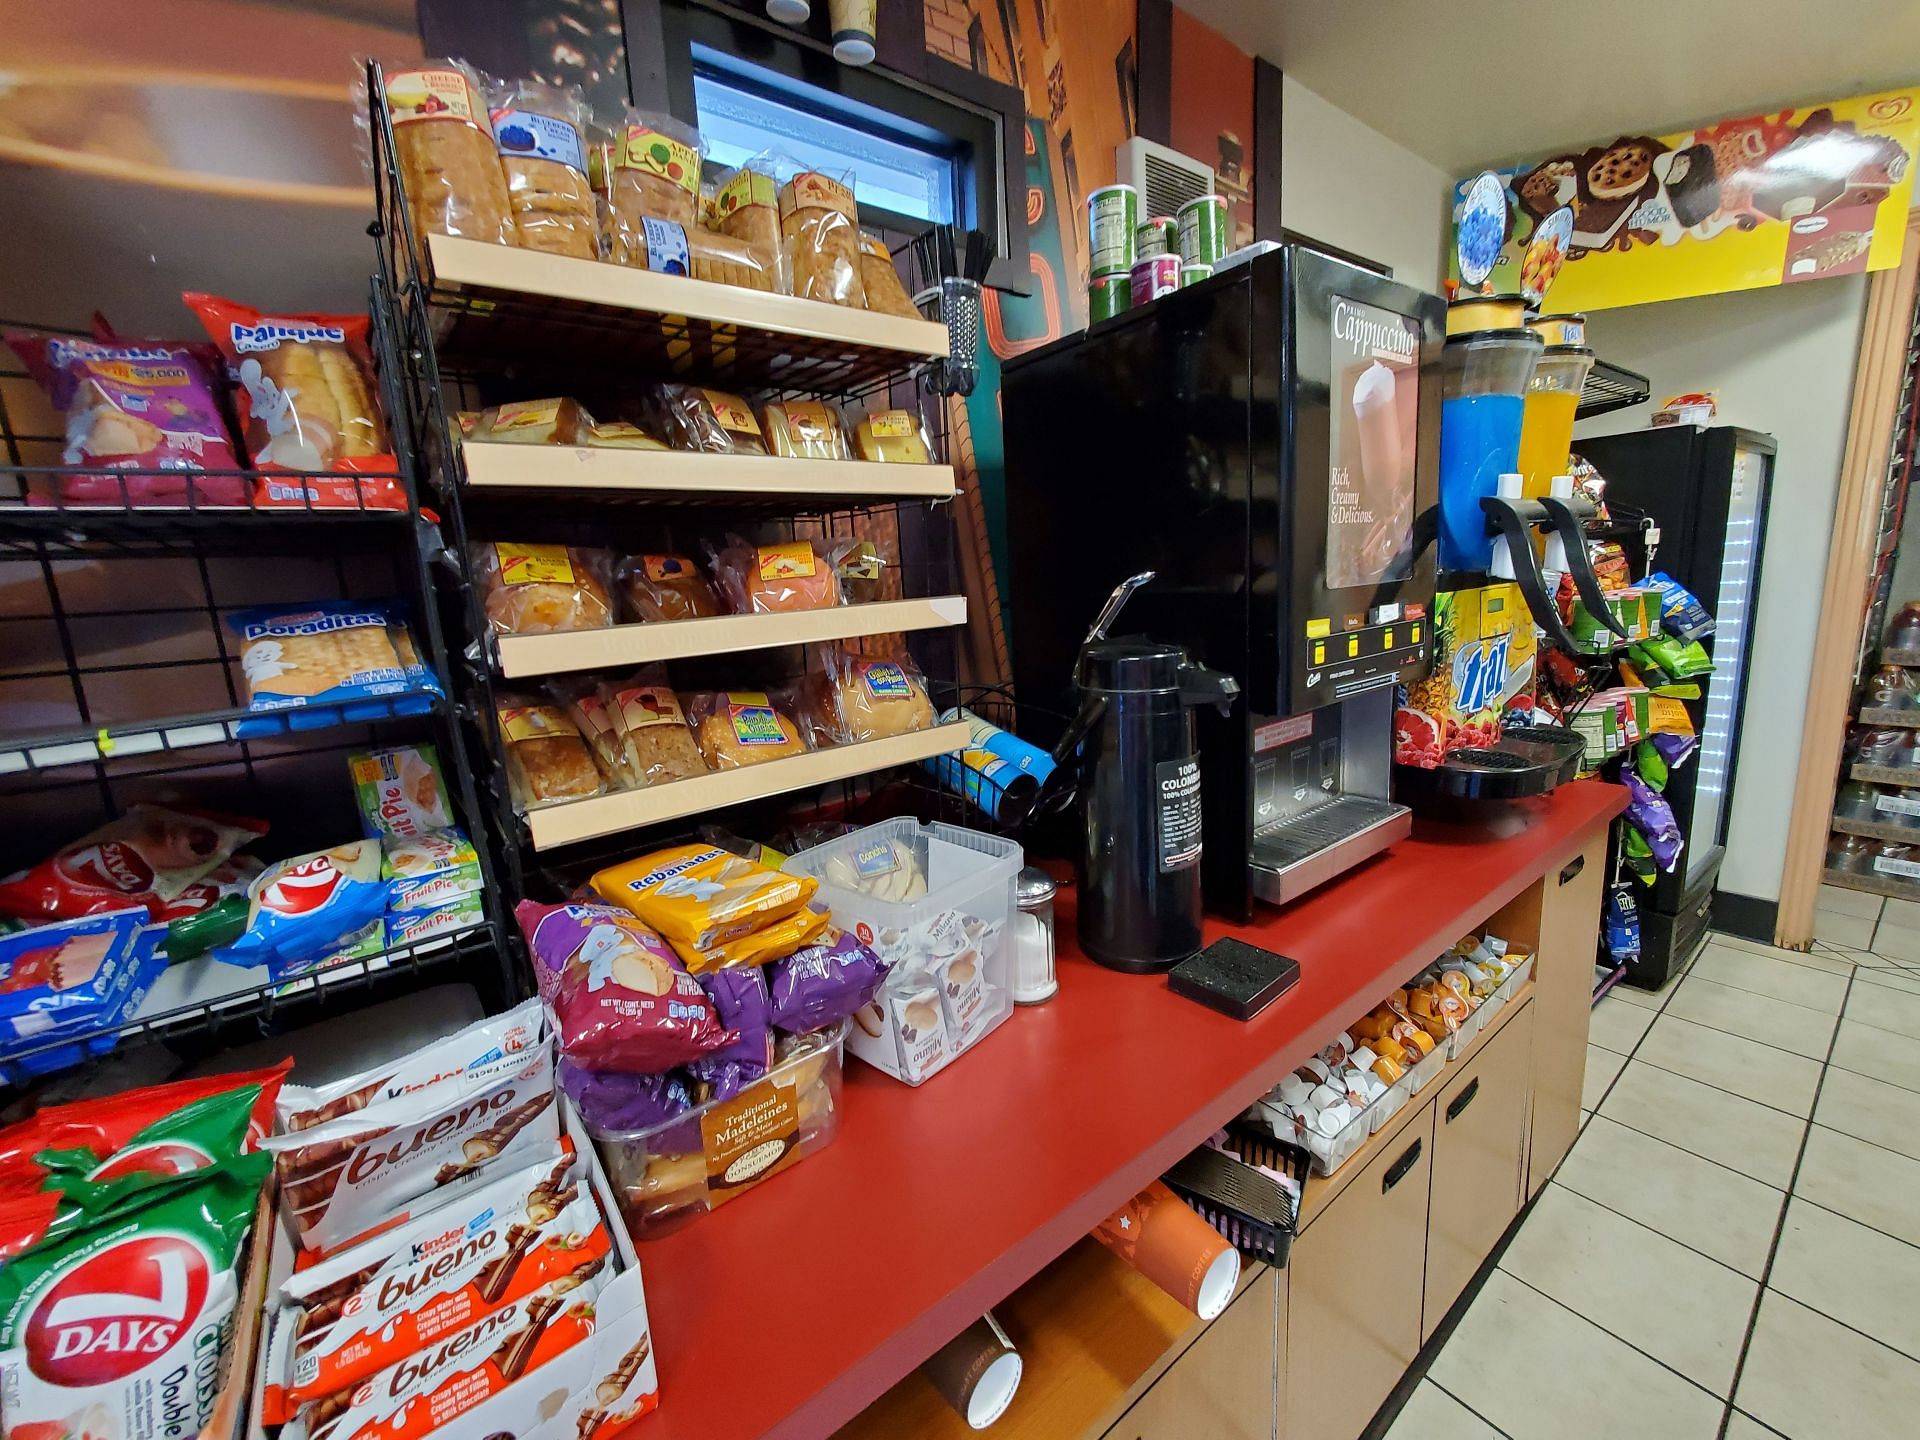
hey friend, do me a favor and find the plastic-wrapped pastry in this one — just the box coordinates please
[656,385,767,455]
[760,401,850,460]
[620,218,780,290]
[605,110,701,264]
[709,536,848,613]
[835,537,891,603]
[474,542,615,634]
[817,644,936,742]
[690,690,809,769]
[474,397,590,445]
[487,78,598,259]
[616,553,722,622]
[780,170,865,307]
[496,696,604,806]
[585,420,667,449]
[550,675,633,787]
[600,669,709,786]
[858,230,920,318]
[380,61,512,253]
[853,410,933,463]
[710,155,788,293]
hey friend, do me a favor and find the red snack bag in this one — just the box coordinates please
[0,803,267,923]
[182,292,407,511]
[515,900,734,1072]
[5,327,248,508]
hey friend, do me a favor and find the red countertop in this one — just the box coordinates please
[635,780,1626,1440]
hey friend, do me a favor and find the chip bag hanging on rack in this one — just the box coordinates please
[183,291,405,510]
[0,804,266,922]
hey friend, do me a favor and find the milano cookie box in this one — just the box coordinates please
[786,819,1022,1085]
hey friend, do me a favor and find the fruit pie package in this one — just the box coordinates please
[0,1152,270,1440]
[265,1007,558,1255]
[261,1150,613,1423]
[1394,583,1537,769]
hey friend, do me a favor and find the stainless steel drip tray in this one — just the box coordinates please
[1248,795,1411,905]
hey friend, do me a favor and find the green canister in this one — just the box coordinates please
[1180,263,1212,288]
[1090,273,1131,322]
[1136,215,1178,259]
[1177,194,1230,267]
[1087,183,1139,279]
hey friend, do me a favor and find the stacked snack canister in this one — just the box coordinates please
[1131,254,1180,305]
[1088,183,1138,322]
[1177,194,1229,268]
[1136,215,1178,260]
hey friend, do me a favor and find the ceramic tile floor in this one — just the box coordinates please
[1384,888,1920,1440]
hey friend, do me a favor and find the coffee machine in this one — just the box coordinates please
[1004,245,1445,921]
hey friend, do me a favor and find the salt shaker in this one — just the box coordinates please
[1012,867,1058,1004]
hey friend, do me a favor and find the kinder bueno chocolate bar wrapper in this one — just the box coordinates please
[265,1038,558,1253]
[381,828,481,912]
[515,900,734,1072]
[0,803,266,923]
[277,999,544,1134]
[350,744,454,841]
[214,841,387,982]
[285,1265,611,1440]
[0,1151,269,1440]
[268,1151,612,1419]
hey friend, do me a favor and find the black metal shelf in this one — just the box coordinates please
[1575,359,1652,421]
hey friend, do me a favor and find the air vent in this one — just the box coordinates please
[1116,136,1213,222]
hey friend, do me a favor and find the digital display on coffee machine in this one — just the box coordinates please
[1326,297,1421,589]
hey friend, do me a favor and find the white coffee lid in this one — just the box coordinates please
[967,1349,1023,1428]
[766,0,811,20]
[1195,1243,1240,1321]
[834,34,876,64]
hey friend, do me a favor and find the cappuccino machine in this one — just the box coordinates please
[1005,246,1444,921]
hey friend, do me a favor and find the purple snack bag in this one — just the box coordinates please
[687,1057,767,1104]
[560,1058,695,1138]
[767,928,885,1033]
[692,967,774,1073]
[1624,771,1684,872]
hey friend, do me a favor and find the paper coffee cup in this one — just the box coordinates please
[1093,1180,1239,1320]
[923,1311,1023,1429]
[830,0,876,64]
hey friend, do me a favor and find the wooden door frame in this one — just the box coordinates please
[1777,212,1920,948]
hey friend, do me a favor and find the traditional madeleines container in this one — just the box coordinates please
[1136,215,1178,259]
[1130,254,1181,306]
[1177,194,1230,267]
[1090,273,1131,323]
[1087,183,1139,279]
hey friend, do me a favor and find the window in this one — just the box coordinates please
[693,63,958,224]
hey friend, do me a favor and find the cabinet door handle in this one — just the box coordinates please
[1382,1137,1422,1193]
[1446,1076,1482,1123]
[1559,854,1586,885]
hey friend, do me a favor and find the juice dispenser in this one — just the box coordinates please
[1517,336,1595,497]
[1437,327,1541,573]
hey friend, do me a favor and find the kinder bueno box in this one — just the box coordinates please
[1395,583,1538,768]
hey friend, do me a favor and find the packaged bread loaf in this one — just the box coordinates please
[474,396,590,445]
[549,676,633,787]
[487,78,598,259]
[689,690,808,769]
[761,400,850,460]
[620,218,779,289]
[496,695,604,806]
[656,384,767,454]
[710,155,788,292]
[380,61,513,252]
[617,552,722,622]
[780,170,866,306]
[601,669,709,785]
[474,541,615,634]
[605,109,702,265]
[853,409,933,463]
[858,230,920,318]
[586,419,667,449]
[836,536,891,603]
[709,535,848,613]
[818,644,936,742]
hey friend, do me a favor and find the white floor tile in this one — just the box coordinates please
[1864,922,1920,963]
[1430,1270,1725,1440]
[1813,1064,1920,1162]
[1663,975,1838,1060]
[1383,1382,1504,1440]
[1722,1412,1786,1440]
[1689,945,1851,1013]
[1819,883,1884,919]
[1794,1125,1920,1246]
[1852,964,1920,997]
[1814,908,1879,948]
[1831,1018,1920,1093]
[1712,933,1851,975]
[1555,1115,1784,1278]
[1634,1013,1824,1117]
[1605,980,1665,1011]
[1581,1043,1628,1112]
[1588,995,1657,1055]
[1737,1291,1920,1440]
[1769,1198,1920,1361]
[1598,1062,1806,1187]
[1845,979,1920,1040]
[1877,894,1920,930]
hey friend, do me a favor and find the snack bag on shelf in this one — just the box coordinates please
[487,77,599,259]
[183,293,404,508]
[475,541,617,633]
[228,598,444,734]
[616,551,722,622]
[559,1059,692,1132]
[1393,584,1536,769]
[589,843,817,951]
[598,669,709,786]
[761,399,851,459]
[0,804,266,922]
[669,903,829,973]
[858,229,921,317]
[497,694,607,807]
[151,855,262,923]
[585,418,668,449]
[475,395,593,444]
[688,688,810,768]
[709,152,789,292]
[350,743,454,840]
[655,383,769,454]
[852,408,934,463]
[214,840,388,981]
[382,828,481,912]
[767,927,886,1033]
[816,643,937,743]
[0,913,165,1081]
[780,168,866,306]
[0,1153,270,1440]
[603,108,702,263]
[708,534,849,612]
[6,327,248,507]
[375,59,513,252]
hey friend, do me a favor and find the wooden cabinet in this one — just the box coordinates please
[1103,1265,1281,1440]
[1422,1003,1535,1339]
[1284,1113,1433,1440]
[1529,836,1607,1194]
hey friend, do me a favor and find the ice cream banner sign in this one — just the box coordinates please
[1447,88,1919,311]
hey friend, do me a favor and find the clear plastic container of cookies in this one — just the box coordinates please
[583,1020,848,1240]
